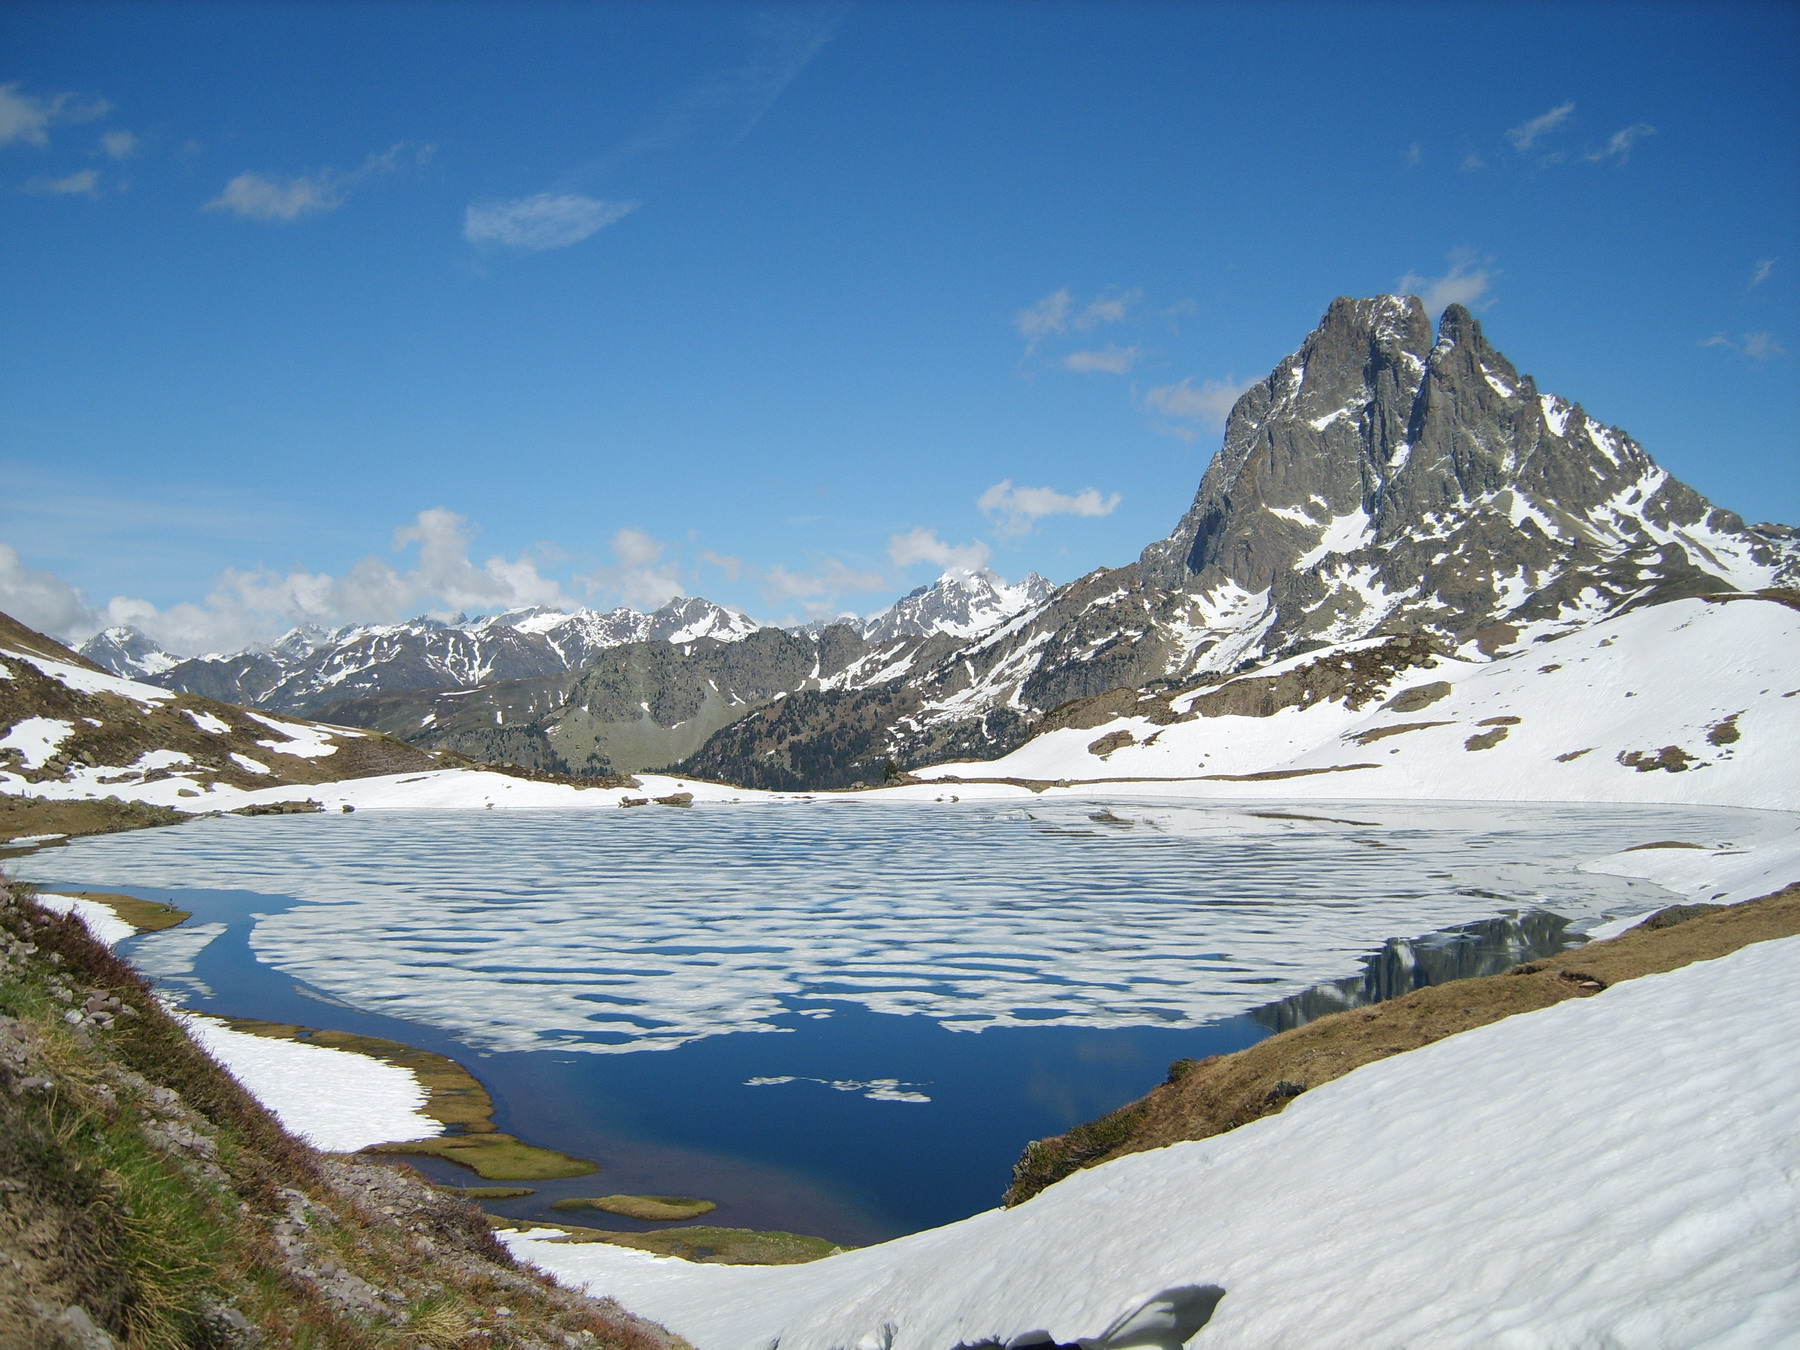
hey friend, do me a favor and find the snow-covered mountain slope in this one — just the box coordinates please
[856,568,1053,642]
[0,610,440,811]
[506,931,1800,1349]
[674,297,1799,788]
[79,596,764,716]
[911,592,1800,811]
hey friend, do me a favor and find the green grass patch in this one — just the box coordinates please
[434,1185,536,1199]
[546,1222,843,1264]
[46,889,191,932]
[366,1132,596,1181]
[549,1194,716,1222]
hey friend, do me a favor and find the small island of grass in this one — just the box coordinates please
[549,1194,717,1222]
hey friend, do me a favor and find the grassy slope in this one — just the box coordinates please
[1006,884,1800,1204]
[0,880,684,1350]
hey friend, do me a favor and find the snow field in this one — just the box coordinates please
[504,934,1800,1350]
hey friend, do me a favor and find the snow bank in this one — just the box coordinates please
[34,892,135,947]
[908,597,1800,813]
[505,935,1800,1349]
[179,1012,443,1152]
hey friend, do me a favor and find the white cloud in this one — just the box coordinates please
[1016,289,1073,341]
[576,527,685,608]
[1142,376,1254,435]
[0,543,100,639]
[2,509,583,656]
[1459,152,1486,173]
[208,171,343,222]
[886,528,990,577]
[1397,255,1496,317]
[1506,101,1575,152]
[1703,332,1786,363]
[101,129,138,159]
[207,143,432,223]
[761,558,887,609]
[0,83,110,149]
[1584,123,1656,164]
[1402,141,1423,170]
[977,480,1120,538]
[1750,259,1775,290]
[1063,344,1141,375]
[463,194,639,251]
[1015,288,1141,352]
[24,168,100,197]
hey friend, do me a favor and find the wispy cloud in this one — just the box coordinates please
[1141,376,1254,438]
[206,142,433,223]
[0,82,110,149]
[977,480,1120,538]
[1506,101,1575,152]
[1402,141,1423,170]
[1063,344,1142,375]
[1584,123,1655,164]
[574,526,687,608]
[463,194,639,251]
[886,527,990,577]
[1702,332,1786,363]
[1397,254,1496,316]
[761,557,888,616]
[1749,259,1776,290]
[23,168,100,198]
[1459,152,1486,173]
[100,129,138,159]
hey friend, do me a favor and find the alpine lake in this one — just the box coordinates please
[14,796,1768,1246]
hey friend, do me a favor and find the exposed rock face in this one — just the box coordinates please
[674,296,1799,787]
[859,570,1054,642]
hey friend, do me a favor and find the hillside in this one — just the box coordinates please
[0,878,681,1349]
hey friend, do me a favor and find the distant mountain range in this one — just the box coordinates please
[77,296,1798,788]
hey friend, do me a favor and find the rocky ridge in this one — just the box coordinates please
[673,296,1800,788]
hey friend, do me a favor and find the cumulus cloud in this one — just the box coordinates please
[574,526,687,609]
[463,194,639,251]
[977,480,1120,538]
[0,83,110,149]
[207,143,432,223]
[1142,376,1254,436]
[101,129,138,159]
[1749,259,1775,290]
[24,168,100,197]
[886,528,990,577]
[1506,101,1575,152]
[3,508,586,656]
[0,543,100,639]
[1584,123,1655,164]
[1702,332,1786,362]
[1397,255,1496,316]
[1063,344,1141,375]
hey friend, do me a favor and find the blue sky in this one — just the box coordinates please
[2,0,1794,653]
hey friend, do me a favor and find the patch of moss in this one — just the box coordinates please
[545,1223,843,1265]
[551,1194,717,1222]
[1617,745,1697,773]
[366,1133,596,1182]
[0,793,188,845]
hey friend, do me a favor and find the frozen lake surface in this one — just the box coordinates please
[20,797,1768,1239]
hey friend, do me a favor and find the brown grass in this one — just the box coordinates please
[1006,883,1800,1204]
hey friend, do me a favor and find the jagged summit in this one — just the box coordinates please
[860,569,1053,642]
[1139,294,1795,655]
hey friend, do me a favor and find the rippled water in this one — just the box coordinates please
[18,796,1761,1238]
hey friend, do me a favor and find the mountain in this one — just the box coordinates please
[673,296,1800,789]
[0,610,441,816]
[79,595,763,717]
[859,569,1053,642]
